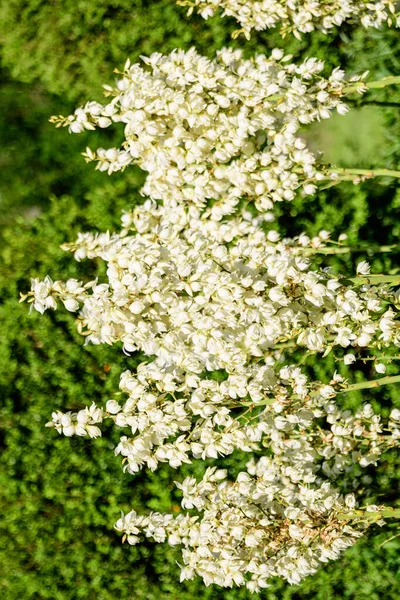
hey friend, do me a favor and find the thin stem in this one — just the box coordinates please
[365,76,400,90]
[339,374,400,393]
[271,340,297,350]
[341,75,400,96]
[337,507,400,521]
[335,354,400,364]
[244,375,400,408]
[379,532,400,548]
[325,167,400,180]
[343,274,400,285]
[355,354,400,363]
[239,396,275,408]
[304,244,399,256]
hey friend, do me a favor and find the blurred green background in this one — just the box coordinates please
[1,2,400,598]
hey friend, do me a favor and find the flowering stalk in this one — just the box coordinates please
[115,457,400,591]
[22,202,400,372]
[50,48,366,217]
[242,374,400,405]
[46,355,400,472]
[49,48,400,216]
[259,74,400,103]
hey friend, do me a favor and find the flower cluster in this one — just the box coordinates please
[46,357,400,478]
[51,48,362,217]
[180,0,400,39]
[48,402,103,439]
[24,201,400,376]
[115,454,396,591]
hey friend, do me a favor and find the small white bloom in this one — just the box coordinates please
[356,261,370,275]
[344,354,356,365]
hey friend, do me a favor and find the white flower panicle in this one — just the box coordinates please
[180,0,400,39]
[27,277,91,315]
[47,402,103,438]
[23,202,400,373]
[51,48,361,217]
[114,461,392,591]
[45,360,400,476]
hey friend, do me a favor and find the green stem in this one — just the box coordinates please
[325,168,400,180]
[339,374,400,393]
[358,354,400,362]
[343,274,400,285]
[305,244,398,255]
[342,75,400,96]
[242,374,400,408]
[271,340,297,350]
[239,396,275,408]
[338,507,400,521]
[336,354,400,363]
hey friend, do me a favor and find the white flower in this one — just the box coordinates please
[356,261,371,275]
[344,353,356,365]
[345,493,356,509]
[390,408,400,421]
[106,400,122,414]
[47,404,104,439]
[63,298,80,312]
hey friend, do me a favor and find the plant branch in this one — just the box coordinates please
[242,374,400,408]
[337,507,400,521]
[324,167,400,180]
[342,274,400,286]
[338,374,400,393]
[342,75,400,96]
[305,244,399,256]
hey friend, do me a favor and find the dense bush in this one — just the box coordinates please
[1,1,400,598]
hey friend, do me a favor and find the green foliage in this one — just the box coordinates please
[1,1,400,599]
